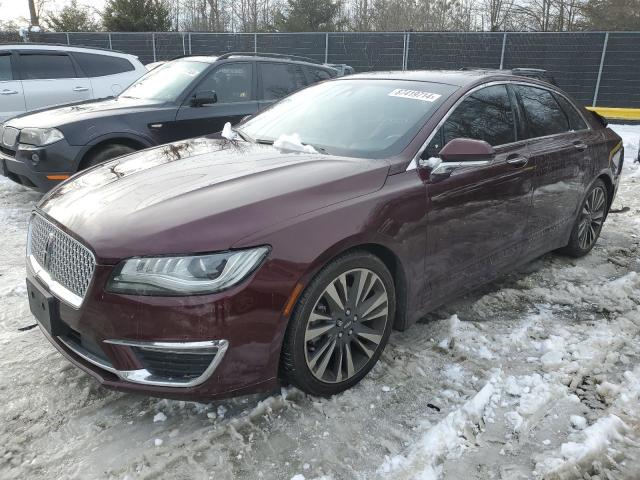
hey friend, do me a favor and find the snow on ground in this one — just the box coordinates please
[0,125,639,480]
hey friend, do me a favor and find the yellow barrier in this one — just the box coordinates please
[586,107,640,121]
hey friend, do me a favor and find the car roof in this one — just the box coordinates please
[0,43,137,58]
[169,53,336,69]
[341,69,554,88]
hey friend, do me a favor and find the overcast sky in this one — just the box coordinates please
[2,0,105,25]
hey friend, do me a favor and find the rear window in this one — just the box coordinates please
[514,85,569,138]
[554,94,588,131]
[20,53,77,80]
[0,54,12,81]
[259,63,308,100]
[73,52,135,77]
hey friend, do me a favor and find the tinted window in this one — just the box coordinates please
[0,54,12,81]
[197,63,252,103]
[555,94,588,131]
[443,85,516,147]
[306,67,333,83]
[73,52,134,77]
[20,53,77,80]
[514,85,569,138]
[260,63,308,100]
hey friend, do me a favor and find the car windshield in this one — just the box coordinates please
[120,60,209,102]
[239,79,457,158]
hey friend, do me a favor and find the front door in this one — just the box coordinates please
[0,52,25,121]
[173,62,258,140]
[421,84,533,304]
[18,51,92,111]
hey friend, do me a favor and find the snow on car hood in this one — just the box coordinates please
[38,137,390,264]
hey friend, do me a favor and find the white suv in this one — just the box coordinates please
[0,44,146,122]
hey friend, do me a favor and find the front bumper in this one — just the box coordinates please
[0,139,82,191]
[26,245,292,400]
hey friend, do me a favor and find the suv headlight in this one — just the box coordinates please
[20,127,64,146]
[106,247,270,296]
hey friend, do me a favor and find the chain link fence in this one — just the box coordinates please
[3,31,639,107]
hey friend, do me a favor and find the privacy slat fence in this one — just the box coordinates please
[2,31,639,108]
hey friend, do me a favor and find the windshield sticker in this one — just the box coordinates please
[388,89,441,102]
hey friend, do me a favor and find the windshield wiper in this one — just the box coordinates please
[233,128,254,143]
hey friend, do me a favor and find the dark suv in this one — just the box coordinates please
[0,53,337,191]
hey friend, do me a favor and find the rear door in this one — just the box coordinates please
[173,61,258,139]
[257,62,309,110]
[18,50,92,111]
[511,84,586,253]
[423,84,533,302]
[0,51,25,121]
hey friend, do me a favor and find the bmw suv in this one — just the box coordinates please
[1,53,337,191]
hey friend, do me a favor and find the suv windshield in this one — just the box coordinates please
[239,79,456,158]
[120,60,209,102]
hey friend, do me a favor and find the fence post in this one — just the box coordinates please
[188,33,192,55]
[66,33,70,45]
[108,33,113,50]
[499,32,507,69]
[182,33,186,55]
[254,33,257,53]
[593,32,609,107]
[152,32,157,62]
[404,32,410,70]
[325,33,329,64]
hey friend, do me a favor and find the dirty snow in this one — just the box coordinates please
[0,124,639,479]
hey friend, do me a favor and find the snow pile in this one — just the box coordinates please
[221,122,238,141]
[273,133,318,154]
[377,373,501,479]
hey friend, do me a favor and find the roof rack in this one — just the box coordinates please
[1,42,129,55]
[217,51,322,65]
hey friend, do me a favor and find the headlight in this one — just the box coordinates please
[20,127,64,146]
[106,247,270,296]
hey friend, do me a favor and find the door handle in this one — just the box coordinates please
[73,86,89,92]
[0,89,18,95]
[573,141,588,151]
[506,154,529,167]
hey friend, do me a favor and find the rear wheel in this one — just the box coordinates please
[560,179,608,257]
[82,144,136,170]
[281,251,395,396]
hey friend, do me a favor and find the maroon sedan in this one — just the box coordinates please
[26,71,623,399]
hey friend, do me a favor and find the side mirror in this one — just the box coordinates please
[439,138,495,162]
[192,90,217,107]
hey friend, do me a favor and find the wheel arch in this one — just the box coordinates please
[77,134,153,171]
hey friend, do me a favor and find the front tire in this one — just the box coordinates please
[560,179,608,257]
[82,144,136,170]
[281,251,395,397]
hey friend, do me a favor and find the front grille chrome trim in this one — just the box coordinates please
[28,255,84,308]
[27,213,96,308]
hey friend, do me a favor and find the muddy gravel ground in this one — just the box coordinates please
[1,125,639,480]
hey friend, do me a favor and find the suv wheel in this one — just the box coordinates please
[83,144,136,169]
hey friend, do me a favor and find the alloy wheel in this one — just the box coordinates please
[303,268,389,384]
[578,186,607,250]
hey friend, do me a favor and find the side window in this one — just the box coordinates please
[306,67,333,83]
[73,52,134,77]
[554,94,588,131]
[19,53,77,80]
[196,63,252,104]
[260,63,307,101]
[443,85,516,147]
[422,128,444,159]
[514,85,569,138]
[0,54,13,81]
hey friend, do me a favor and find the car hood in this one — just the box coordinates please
[5,97,163,129]
[38,138,390,264]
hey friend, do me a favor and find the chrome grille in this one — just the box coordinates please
[28,214,96,301]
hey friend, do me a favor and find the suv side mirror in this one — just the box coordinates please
[439,138,495,162]
[192,90,217,107]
